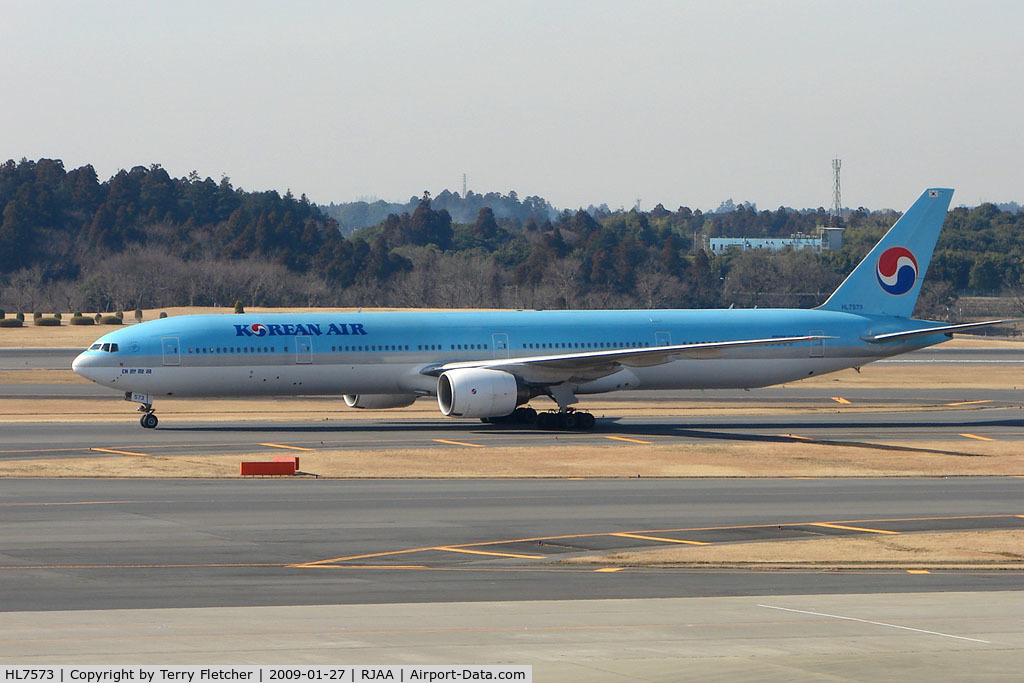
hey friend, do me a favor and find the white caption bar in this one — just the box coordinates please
[0,667,531,683]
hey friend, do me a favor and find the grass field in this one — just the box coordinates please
[561,529,1024,570]
[1,306,1022,349]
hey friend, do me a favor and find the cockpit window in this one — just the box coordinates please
[89,343,101,350]
[97,343,119,353]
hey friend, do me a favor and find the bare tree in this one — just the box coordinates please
[1,266,47,313]
[545,257,581,309]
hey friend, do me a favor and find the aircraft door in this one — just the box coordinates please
[161,336,180,366]
[809,329,824,358]
[296,335,312,364]
[655,331,671,346]
[492,332,510,359]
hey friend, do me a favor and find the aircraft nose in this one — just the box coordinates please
[72,351,104,383]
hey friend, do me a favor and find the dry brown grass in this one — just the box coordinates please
[0,307,490,348]
[1,438,1020,479]
[562,529,1024,569]
[0,306,1021,348]
[795,364,1024,390]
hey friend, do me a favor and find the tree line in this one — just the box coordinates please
[1,158,1022,319]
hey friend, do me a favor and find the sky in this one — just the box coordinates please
[2,0,1022,212]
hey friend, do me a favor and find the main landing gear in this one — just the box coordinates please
[481,406,597,431]
[138,404,158,429]
[536,408,596,431]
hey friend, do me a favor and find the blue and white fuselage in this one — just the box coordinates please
[71,189,1011,429]
[71,308,947,396]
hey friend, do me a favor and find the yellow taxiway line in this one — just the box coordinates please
[604,436,652,444]
[612,532,708,545]
[432,439,485,448]
[811,522,899,535]
[89,447,149,456]
[259,442,315,451]
[435,547,545,559]
[959,433,995,442]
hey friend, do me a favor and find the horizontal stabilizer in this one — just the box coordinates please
[862,319,1020,343]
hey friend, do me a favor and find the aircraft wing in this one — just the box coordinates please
[421,334,828,385]
[862,319,1019,343]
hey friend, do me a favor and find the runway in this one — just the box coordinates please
[1,477,1022,613]
[2,398,1024,462]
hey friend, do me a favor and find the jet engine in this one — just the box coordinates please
[437,367,528,418]
[343,394,418,409]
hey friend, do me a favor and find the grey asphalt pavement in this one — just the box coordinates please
[1,477,1021,613]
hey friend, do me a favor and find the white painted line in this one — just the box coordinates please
[758,604,990,644]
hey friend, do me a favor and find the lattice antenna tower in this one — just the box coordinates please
[831,158,842,225]
[462,173,467,197]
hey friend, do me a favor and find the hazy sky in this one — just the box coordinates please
[3,1,1021,212]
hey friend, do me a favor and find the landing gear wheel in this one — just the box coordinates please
[535,410,596,431]
[140,413,158,429]
[536,412,556,429]
[513,407,538,424]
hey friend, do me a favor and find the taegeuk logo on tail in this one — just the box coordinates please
[876,246,918,296]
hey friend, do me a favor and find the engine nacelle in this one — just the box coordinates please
[343,393,418,409]
[437,368,526,418]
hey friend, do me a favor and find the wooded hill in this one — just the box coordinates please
[1,158,1022,319]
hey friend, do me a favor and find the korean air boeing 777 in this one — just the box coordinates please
[73,188,1011,430]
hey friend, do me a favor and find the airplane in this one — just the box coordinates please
[72,188,1014,430]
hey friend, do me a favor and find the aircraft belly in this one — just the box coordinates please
[627,356,857,390]
[129,362,410,397]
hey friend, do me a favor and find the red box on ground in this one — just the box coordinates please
[273,455,300,469]
[240,461,296,476]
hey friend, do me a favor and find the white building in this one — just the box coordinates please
[706,227,843,254]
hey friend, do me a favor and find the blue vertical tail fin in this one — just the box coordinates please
[818,188,953,318]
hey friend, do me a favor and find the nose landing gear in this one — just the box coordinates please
[137,403,158,429]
